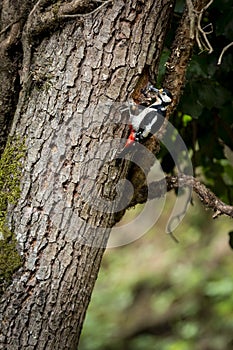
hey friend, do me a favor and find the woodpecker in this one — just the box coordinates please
[124,86,173,148]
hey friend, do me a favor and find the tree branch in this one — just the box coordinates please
[195,0,213,53]
[131,174,233,219]
[25,0,112,39]
[128,0,213,209]
[217,41,233,65]
[163,0,213,114]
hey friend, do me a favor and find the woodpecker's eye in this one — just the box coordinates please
[162,92,166,96]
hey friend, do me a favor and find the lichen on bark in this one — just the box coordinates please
[0,136,26,294]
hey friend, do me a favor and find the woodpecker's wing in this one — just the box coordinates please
[149,109,165,135]
[131,106,152,131]
[132,107,165,140]
[138,109,158,138]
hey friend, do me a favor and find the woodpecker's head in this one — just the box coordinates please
[158,88,173,105]
[148,86,173,107]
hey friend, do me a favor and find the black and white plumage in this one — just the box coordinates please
[130,87,173,143]
[117,86,173,161]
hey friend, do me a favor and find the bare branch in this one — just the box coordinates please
[131,174,233,219]
[217,41,233,65]
[186,0,195,39]
[185,0,214,53]
[195,0,213,53]
[168,175,233,218]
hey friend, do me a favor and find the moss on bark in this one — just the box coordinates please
[0,136,26,293]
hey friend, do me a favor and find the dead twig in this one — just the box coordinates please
[185,0,213,53]
[132,174,233,219]
[196,0,213,53]
[217,41,233,65]
[186,0,195,39]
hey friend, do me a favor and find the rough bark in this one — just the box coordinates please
[0,0,37,154]
[0,1,174,349]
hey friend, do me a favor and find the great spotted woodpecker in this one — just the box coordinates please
[124,86,173,149]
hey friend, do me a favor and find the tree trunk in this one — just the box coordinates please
[0,1,174,348]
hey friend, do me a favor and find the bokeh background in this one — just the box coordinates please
[80,193,233,350]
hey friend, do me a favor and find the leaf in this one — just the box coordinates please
[182,114,192,127]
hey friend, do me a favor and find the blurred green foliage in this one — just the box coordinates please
[0,136,25,293]
[80,195,233,350]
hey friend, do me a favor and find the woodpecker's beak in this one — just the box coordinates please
[149,86,159,93]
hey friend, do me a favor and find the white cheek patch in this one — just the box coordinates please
[160,94,171,104]
[164,95,172,103]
